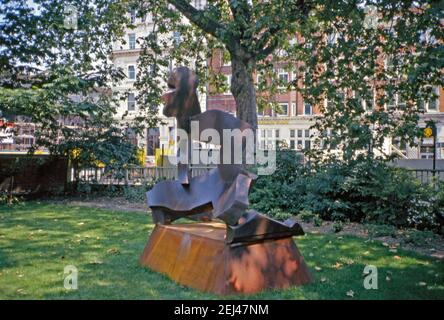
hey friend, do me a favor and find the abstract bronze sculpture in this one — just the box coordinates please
[147,66,304,243]
[140,67,311,294]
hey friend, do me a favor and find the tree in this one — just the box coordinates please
[135,0,442,162]
[0,0,161,171]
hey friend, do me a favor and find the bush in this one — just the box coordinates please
[0,190,20,206]
[250,151,443,233]
[75,178,160,202]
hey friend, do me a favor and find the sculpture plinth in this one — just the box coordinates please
[140,222,312,295]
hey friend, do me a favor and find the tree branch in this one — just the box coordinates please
[166,0,228,44]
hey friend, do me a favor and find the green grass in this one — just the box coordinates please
[0,202,443,299]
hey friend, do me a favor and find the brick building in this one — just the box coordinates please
[207,48,444,159]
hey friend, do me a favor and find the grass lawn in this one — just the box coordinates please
[0,202,443,300]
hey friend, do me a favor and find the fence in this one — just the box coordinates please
[408,169,444,185]
[74,166,444,186]
[73,166,215,185]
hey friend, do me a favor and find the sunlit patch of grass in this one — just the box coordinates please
[0,202,443,299]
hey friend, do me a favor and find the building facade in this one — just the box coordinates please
[110,8,207,166]
[207,49,444,160]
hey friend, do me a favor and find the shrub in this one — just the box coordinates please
[332,221,343,233]
[250,150,443,233]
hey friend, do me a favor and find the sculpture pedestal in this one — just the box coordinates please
[140,222,312,295]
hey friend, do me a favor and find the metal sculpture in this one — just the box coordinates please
[146,66,304,244]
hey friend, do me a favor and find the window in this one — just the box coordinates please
[224,75,232,95]
[305,140,311,149]
[194,0,203,9]
[304,103,313,115]
[128,65,136,80]
[305,130,310,138]
[275,129,280,138]
[297,140,303,149]
[128,34,136,49]
[173,31,181,45]
[398,95,406,109]
[130,9,136,24]
[260,140,266,149]
[387,94,396,110]
[277,103,288,116]
[420,86,440,112]
[385,55,394,72]
[261,130,266,138]
[290,140,295,150]
[147,128,160,156]
[327,33,338,45]
[387,92,408,110]
[277,69,289,86]
[356,90,375,111]
[149,64,156,75]
[127,93,136,111]
[290,129,295,138]
[297,130,302,138]
[267,130,273,138]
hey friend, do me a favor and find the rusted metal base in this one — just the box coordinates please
[140,222,312,295]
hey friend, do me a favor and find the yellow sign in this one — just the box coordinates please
[423,127,433,138]
[259,119,290,125]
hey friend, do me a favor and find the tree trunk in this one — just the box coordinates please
[230,56,258,130]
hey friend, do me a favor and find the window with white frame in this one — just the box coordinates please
[277,68,289,86]
[128,34,136,50]
[356,90,375,111]
[304,103,313,115]
[419,86,440,112]
[385,55,394,72]
[194,0,204,9]
[288,128,311,150]
[386,92,407,110]
[130,9,136,24]
[128,65,136,80]
[173,31,181,45]
[277,103,288,116]
[127,93,136,111]
[224,74,232,94]
[327,32,338,45]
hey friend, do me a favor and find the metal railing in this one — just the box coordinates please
[73,165,216,185]
[408,169,444,185]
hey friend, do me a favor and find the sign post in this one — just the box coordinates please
[424,121,437,178]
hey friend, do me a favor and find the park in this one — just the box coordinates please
[0,0,443,302]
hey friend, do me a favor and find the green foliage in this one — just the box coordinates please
[0,191,20,206]
[299,209,316,223]
[365,223,397,238]
[313,215,323,227]
[250,151,443,233]
[332,221,344,233]
[403,229,442,246]
[75,179,161,203]
[0,0,159,169]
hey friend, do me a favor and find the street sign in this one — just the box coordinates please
[423,127,433,138]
